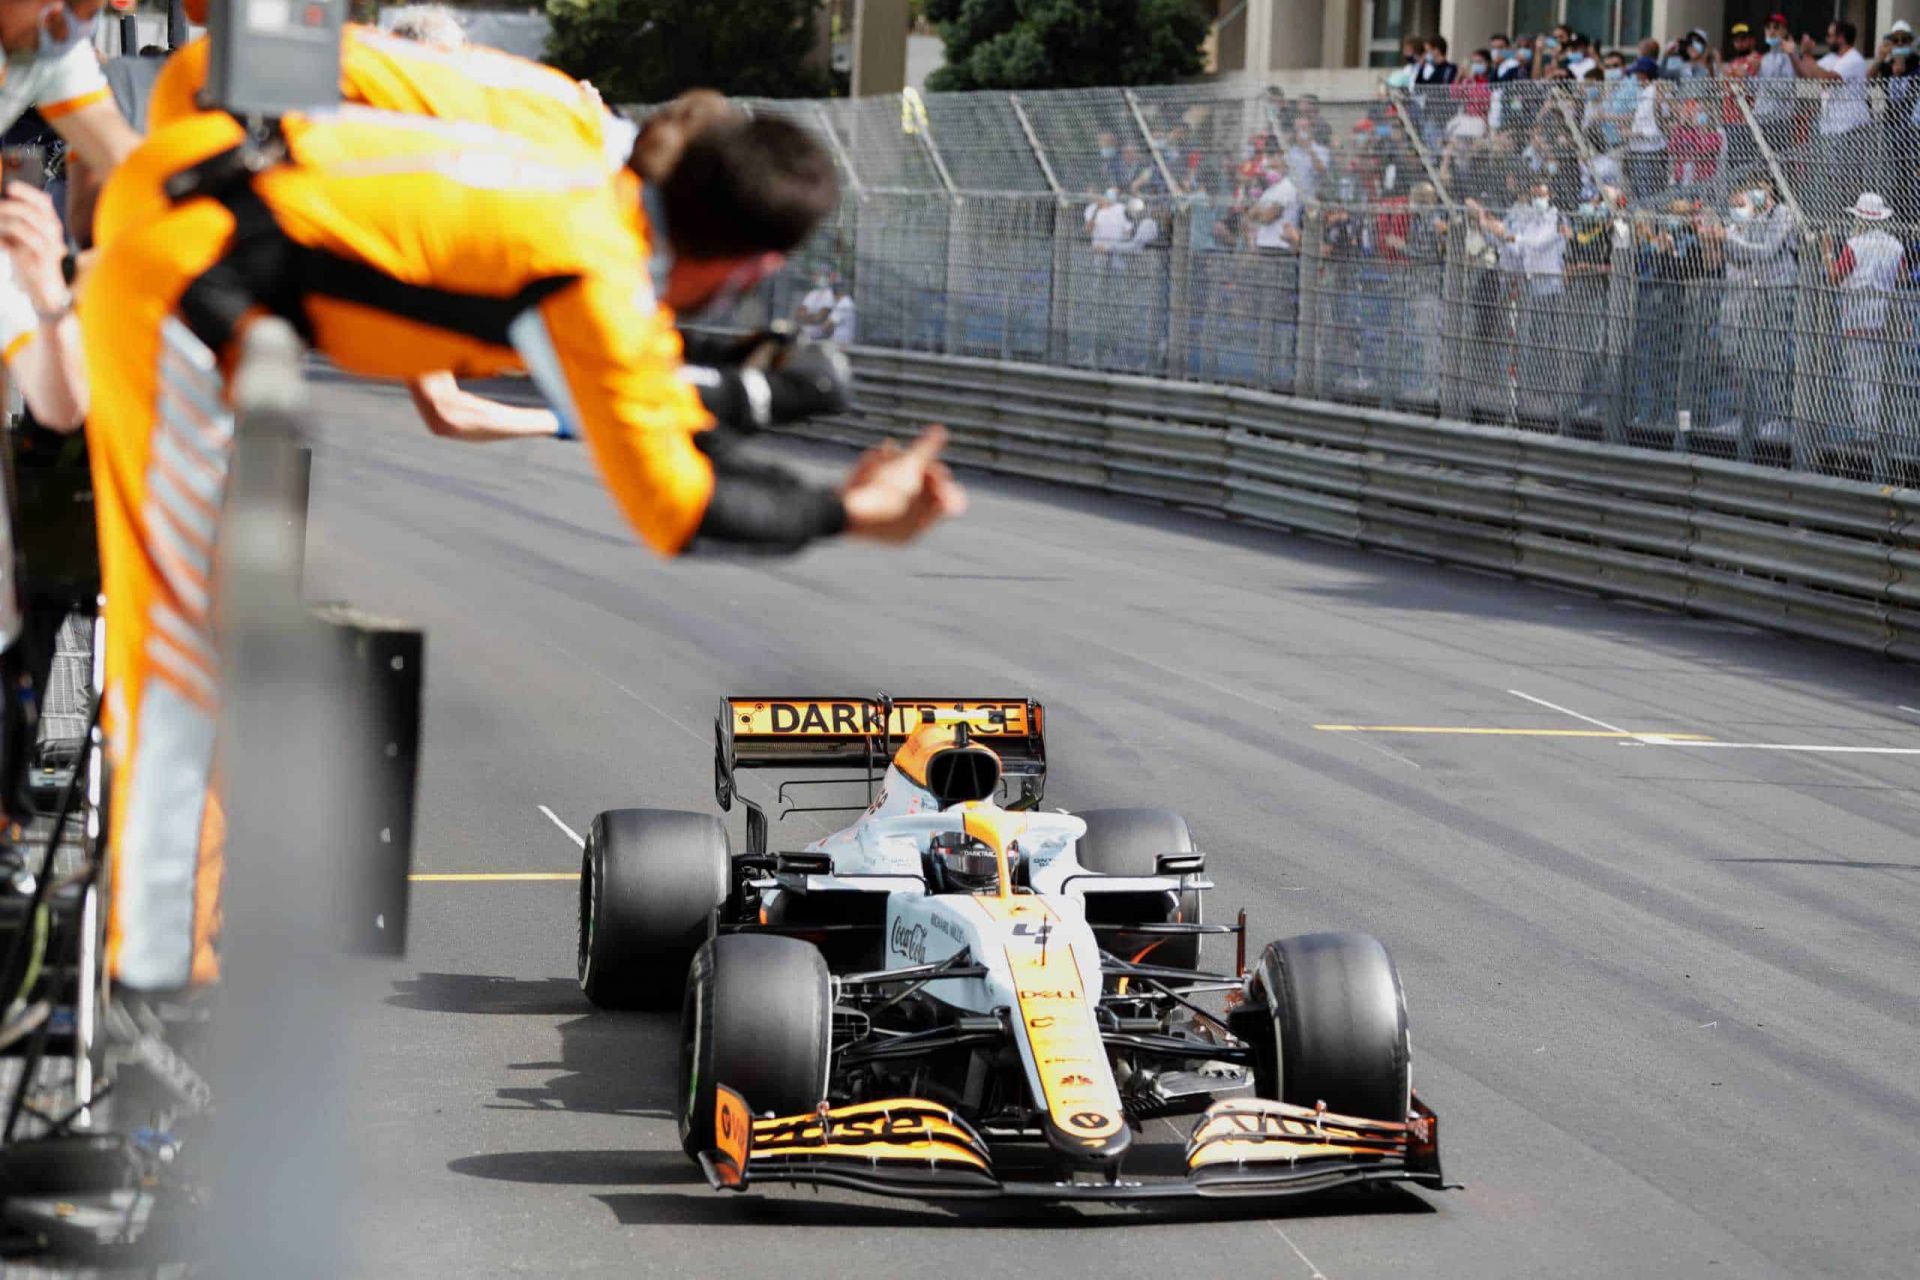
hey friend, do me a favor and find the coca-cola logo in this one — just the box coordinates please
[890,919,927,963]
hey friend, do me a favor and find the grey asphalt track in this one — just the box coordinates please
[301,373,1920,1279]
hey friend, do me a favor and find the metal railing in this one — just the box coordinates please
[678,78,1920,485]
[770,345,1920,658]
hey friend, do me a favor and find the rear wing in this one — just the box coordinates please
[714,695,1046,811]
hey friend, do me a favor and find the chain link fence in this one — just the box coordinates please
[691,77,1920,483]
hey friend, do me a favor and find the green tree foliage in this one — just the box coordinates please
[545,0,834,103]
[924,0,1207,91]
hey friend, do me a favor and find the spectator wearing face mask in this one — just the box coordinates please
[797,271,838,340]
[1487,32,1521,128]
[1626,57,1669,200]
[1085,187,1134,252]
[1468,180,1573,424]
[1748,13,1798,150]
[1564,34,1598,79]
[1874,20,1915,78]
[1249,161,1301,254]
[1111,196,1159,255]
[1413,36,1457,148]
[1631,197,1709,429]
[1668,95,1724,190]
[1387,36,1422,89]
[1700,183,1796,447]
[1284,117,1331,203]
[1828,191,1903,445]
[1096,131,1127,192]
[1665,29,1716,80]
[1721,24,1764,176]
[1448,51,1492,141]
[1793,21,1871,214]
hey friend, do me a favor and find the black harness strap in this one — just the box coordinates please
[169,143,579,353]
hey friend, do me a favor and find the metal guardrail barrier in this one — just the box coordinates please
[775,344,1919,659]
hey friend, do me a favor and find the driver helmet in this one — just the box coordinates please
[930,832,1005,893]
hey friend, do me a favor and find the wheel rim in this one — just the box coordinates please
[576,844,596,987]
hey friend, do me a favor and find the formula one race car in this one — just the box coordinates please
[576,695,1448,1202]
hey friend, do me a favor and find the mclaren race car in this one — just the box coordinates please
[576,695,1448,1202]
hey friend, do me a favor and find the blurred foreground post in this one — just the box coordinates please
[205,319,418,1276]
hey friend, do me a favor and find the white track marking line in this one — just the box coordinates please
[1507,689,1628,734]
[1355,736,1423,769]
[1899,706,1920,718]
[538,805,585,848]
[1267,1220,1330,1279]
[1633,741,1920,756]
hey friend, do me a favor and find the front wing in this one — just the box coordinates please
[695,1086,1448,1202]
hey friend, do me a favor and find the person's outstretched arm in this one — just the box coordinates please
[517,273,961,555]
[407,371,563,441]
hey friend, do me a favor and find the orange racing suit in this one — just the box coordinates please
[83,109,845,988]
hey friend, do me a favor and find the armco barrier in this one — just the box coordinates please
[787,347,1920,660]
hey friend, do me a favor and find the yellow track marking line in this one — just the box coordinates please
[409,872,577,882]
[1313,725,1711,740]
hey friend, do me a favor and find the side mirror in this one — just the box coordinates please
[1155,852,1205,876]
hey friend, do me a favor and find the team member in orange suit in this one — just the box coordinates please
[83,105,964,990]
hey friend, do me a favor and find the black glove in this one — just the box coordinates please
[767,341,853,421]
[681,323,794,369]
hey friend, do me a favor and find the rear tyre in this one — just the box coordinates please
[1074,807,1202,969]
[679,934,832,1158]
[577,809,729,1010]
[1249,931,1411,1122]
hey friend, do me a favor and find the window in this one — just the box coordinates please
[1508,0,1649,47]
[1365,0,1405,68]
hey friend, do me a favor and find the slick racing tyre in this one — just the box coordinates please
[1075,807,1203,969]
[1249,931,1411,1122]
[679,934,832,1158]
[577,809,729,1010]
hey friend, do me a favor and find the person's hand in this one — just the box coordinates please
[1800,34,1816,57]
[840,425,967,544]
[0,184,69,317]
[768,341,853,420]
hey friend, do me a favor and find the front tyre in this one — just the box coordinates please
[679,934,832,1158]
[1249,931,1411,1122]
[577,809,729,1010]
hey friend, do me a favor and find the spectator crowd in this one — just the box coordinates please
[1033,17,1920,466]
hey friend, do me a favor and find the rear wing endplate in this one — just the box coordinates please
[715,695,1046,810]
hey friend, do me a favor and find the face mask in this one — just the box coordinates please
[1544,37,1560,51]
[1423,52,1436,63]
[1578,200,1599,215]
[1518,47,1533,63]
[1604,66,1622,80]
[1533,196,1551,211]
[1374,123,1392,139]
[1766,35,1781,49]
[34,4,97,61]
[1099,146,1116,159]
[1748,189,1768,209]
[1730,205,1753,223]
[1493,48,1509,61]
[1471,62,1487,74]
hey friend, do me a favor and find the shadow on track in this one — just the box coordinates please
[589,1183,1438,1230]
[386,972,587,1016]
[1713,858,1920,871]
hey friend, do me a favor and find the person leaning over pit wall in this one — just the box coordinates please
[80,104,965,994]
